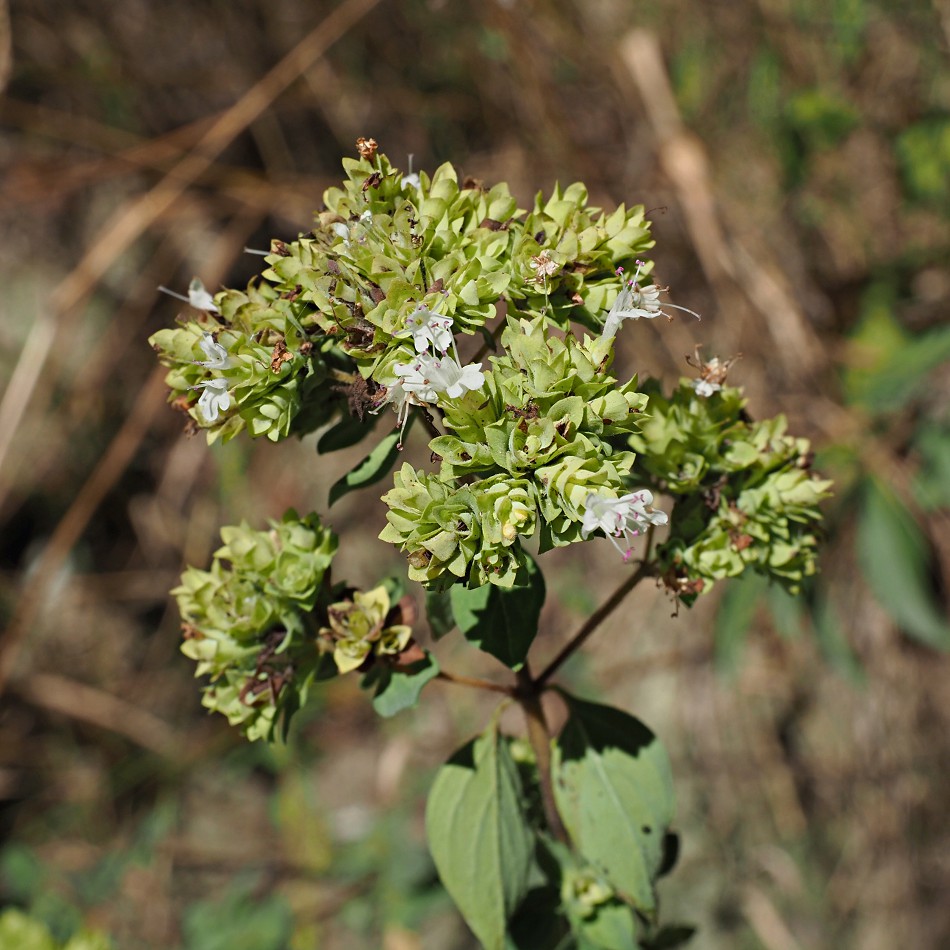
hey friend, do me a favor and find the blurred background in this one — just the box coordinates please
[1,0,949,947]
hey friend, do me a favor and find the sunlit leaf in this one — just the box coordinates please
[552,696,675,915]
[362,654,440,718]
[425,724,535,950]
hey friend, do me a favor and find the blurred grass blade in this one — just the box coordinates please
[714,571,768,676]
[857,478,950,650]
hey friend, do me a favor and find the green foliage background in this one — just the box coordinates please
[0,0,947,947]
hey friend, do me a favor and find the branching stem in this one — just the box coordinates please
[535,538,656,688]
[435,669,513,695]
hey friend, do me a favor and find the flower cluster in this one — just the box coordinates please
[379,311,666,586]
[149,150,655,449]
[173,511,338,740]
[319,586,413,674]
[156,145,830,683]
[628,379,831,598]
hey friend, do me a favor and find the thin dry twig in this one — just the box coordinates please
[619,29,826,377]
[0,0,383,491]
[10,672,181,758]
[0,367,168,696]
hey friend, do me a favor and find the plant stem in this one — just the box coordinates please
[515,667,569,843]
[535,560,653,688]
[435,669,513,695]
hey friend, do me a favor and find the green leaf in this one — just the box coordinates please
[844,284,950,412]
[425,588,456,639]
[572,901,640,950]
[552,696,675,916]
[182,882,293,950]
[810,589,864,683]
[362,654,441,718]
[317,411,379,454]
[328,415,414,506]
[914,422,950,511]
[425,723,535,950]
[450,555,546,670]
[642,925,697,949]
[857,478,950,650]
[714,572,768,677]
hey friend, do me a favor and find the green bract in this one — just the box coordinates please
[173,511,338,740]
[629,380,831,597]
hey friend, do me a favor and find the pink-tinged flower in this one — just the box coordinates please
[601,261,700,340]
[581,490,669,560]
[196,378,230,423]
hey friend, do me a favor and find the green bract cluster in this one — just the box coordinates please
[148,150,653,446]
[380,316,649,587]
[173,511,338,740]
[629,380,832,598]
[158,145,830,739]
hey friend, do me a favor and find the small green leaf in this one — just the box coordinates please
[572,901,640,950]
[328,415,414,506]
[182,882,293,950]
[425,723,535,950]
[317,412,379,454]
[450,555,545,669]
[362,654,440,718]
[714,572,768,677]
[552,696,675,916]
[425,589,456,639]
[857,478,950,650]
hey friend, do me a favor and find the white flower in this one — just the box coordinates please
[404,306,455,354]
[601,261,700,340]
[196,378,230,423]
[157,277,219,314]
[330,210,373,247]
[685,348,739,397]
[692,378,721,398]
[195,333,231,370]
[581,490,669,561]
[188,278,218,312]
[395,353,485,403]
[375,376,413,435]
[403,154,421,192]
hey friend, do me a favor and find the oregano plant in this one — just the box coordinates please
[150,138,830,948]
